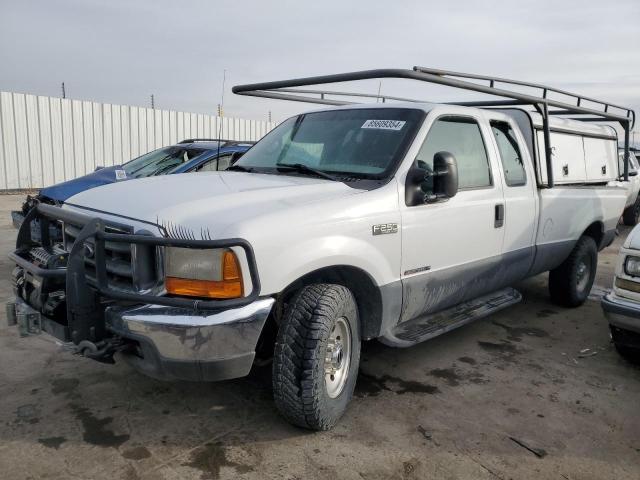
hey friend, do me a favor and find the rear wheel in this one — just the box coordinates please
[272,283,360,430]
[622,197,640,226]
[549,236,597,307]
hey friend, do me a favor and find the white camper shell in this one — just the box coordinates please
[531,115,618,185]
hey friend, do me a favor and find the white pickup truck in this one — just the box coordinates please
[602,222,640,362]
[6,67,636,430]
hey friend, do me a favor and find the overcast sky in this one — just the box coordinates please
[1,0,639,138]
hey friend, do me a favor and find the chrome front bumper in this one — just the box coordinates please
[601,292,640,335]
[105,297,275,382]
[10,200,270,381]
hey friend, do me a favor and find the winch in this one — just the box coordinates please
[12,245,68,319]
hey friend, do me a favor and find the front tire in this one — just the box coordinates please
[272,284,361,430]
[549,236,597,307]
[623,197,640,226]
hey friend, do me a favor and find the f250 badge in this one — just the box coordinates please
[372,223,398,235]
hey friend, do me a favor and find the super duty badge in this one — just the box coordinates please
[372,223,398,235]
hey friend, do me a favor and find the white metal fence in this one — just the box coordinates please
[0,91,277,191]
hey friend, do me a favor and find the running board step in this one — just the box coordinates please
[381,287,522,347]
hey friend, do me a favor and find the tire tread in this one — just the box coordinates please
[272,284,358,430]
[549,236,597,307]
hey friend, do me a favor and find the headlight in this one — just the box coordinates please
[164,247,243,299]
[625,255,640,277]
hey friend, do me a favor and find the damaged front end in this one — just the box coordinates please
[11,194,62,242]
[7,201,272,379]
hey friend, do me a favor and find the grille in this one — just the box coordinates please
[63,222,158,292]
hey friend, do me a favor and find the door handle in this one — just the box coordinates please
[494,204,504,228]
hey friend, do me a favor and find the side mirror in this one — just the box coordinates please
[430,151,458,201]
[405,151,459,206]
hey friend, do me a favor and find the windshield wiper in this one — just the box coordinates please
[128,153,174,176]
[276,163,340,182]
[227,164,254,173]
[152,163,181,176]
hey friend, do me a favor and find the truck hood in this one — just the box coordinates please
[40,165,123,202]
[64,172,363,234]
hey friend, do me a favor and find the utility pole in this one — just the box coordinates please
[220,69,226,117]
[61,82,66,99]
[150,94,155,109]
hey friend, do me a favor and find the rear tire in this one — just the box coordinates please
[272,284,360,430]
[623,197,640,226]
[549,236,597,307]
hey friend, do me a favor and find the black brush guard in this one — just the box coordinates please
[10,202,261,345]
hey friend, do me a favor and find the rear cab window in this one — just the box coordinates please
[490,120,527,187]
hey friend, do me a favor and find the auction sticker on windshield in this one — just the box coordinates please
[361,119,406,130]
[115,169,127,180]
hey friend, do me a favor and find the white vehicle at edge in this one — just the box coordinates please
[602,223,640,362]
[618,149,640,225]
[7,68,635,430]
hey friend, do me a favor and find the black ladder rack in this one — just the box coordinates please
[233,67,635,186]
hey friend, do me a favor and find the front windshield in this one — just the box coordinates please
[123,146,206,178]
[235,108,424,178]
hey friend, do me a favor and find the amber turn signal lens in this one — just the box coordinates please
[615,276,640,294]
[165,250,244,299]
[165,277,243,298]
[222,250,242,283]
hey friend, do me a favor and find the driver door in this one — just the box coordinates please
[399,112,505,322]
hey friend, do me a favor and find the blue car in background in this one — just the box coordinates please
[12,139,254,232]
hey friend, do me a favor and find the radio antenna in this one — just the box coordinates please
[216,69,226,161]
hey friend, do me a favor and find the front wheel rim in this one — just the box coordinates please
[576,257,591,293]
[324,317,351,398]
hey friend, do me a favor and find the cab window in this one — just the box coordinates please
[196,154,233,172]
[123,147,205,177]
[491,121,526,187]
[416,116,491,189]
